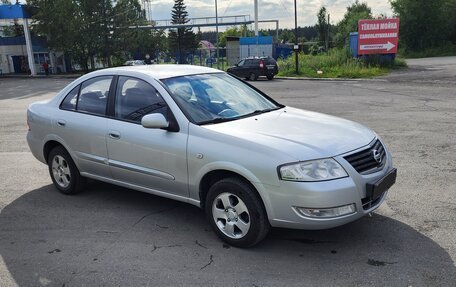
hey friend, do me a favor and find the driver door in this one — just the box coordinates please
[106,76,188,198]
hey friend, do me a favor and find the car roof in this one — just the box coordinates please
[87,65,221,80]
[244,56,271,59]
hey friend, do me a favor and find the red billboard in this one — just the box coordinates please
[358,18,399,55]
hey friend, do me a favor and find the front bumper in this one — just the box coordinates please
[260,140,395,230]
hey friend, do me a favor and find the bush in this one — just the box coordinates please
[277,48,407,78]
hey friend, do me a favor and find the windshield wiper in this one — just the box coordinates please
[199,117,237,125]
[247,106,283,116]
[199,107,283,125]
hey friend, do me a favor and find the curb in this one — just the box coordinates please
[0,74,82,79]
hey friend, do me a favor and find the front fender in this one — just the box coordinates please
[189,161,276,220]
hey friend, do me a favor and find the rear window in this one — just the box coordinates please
[263,57,276,65]
[60,85,79,111]
[60,76,113,116]
[77,76,112,116]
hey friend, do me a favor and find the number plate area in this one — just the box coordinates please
[366,168,397,201]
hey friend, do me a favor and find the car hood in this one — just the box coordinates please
[203,107,375,160]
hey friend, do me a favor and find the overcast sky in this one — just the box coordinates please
[11,0,392,30]
[146,0,392,29]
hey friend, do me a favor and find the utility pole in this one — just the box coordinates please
[254,0,259,56]
[294,0,298,74]
[326,13,330,52]
[23,18,36,76]
[215,0,219,69]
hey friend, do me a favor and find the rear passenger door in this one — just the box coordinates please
[106,76,188,198]
[56,76,113,178]
[243,59,254,77]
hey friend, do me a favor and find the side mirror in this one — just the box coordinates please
[141,114,169,129]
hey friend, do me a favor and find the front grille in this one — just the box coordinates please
[344,140,386,174]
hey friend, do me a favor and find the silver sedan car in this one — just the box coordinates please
[27,65,397,247]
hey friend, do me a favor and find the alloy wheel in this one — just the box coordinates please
[212,192,251,239]
[51,155,71,188]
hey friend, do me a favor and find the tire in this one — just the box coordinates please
[48,146,85,195]
[205,177,270,247]
[249,72,258,81]
[266,74,274,80]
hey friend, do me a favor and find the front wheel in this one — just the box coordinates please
[205,177,270,247]
[48,146,86,195]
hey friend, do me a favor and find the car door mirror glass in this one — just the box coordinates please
[141,113,169,129]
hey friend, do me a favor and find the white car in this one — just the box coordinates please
[124,60,146,66]
[27,65,397,247]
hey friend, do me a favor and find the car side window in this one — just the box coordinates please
[238,60,245,66]
[267,58,276,65]
[60,85,80,111]
[77,76,112,116]
[245,59,252,66]
[115,76,167,123]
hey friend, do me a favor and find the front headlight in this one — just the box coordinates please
[279,158,348,182]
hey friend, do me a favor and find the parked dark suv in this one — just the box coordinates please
[227,56,279,81]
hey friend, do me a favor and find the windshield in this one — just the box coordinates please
[161,73,282,124]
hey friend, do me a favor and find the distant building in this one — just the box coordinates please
[226,36,240,66]
[0,36,67,74]
[198,40,215,58]
[239,36,273,59]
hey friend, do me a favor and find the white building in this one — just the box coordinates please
[0,36,67,74]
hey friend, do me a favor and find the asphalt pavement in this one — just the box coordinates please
[0,57,455,286]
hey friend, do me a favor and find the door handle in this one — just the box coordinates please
[57,120,66,127]
[108,131,121,139]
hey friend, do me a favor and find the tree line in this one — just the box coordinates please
[1,0,454,70]
[2,0,200,69]
[203,0,456,55]
[24,0,169,70]
[313,0,456,54]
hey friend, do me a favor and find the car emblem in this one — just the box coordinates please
[372,149,382,163]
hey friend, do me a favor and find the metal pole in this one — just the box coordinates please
[23,18,36,76]
[276,20,279,42]
[326,13,330,52]
[254,0,258,56]
[294,0,298,74]
[215,0,220,69]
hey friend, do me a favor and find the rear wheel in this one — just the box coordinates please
[48,146,85,195]
[249,72,258,81]
[205,177,270,247]
[267,74,274,80]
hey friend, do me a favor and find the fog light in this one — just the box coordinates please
[295,204,356,219]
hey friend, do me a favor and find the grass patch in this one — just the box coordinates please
[277,48,406,78]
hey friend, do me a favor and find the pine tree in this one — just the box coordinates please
[168,0,197,64]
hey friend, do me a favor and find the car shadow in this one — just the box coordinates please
[1,182,455,286]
